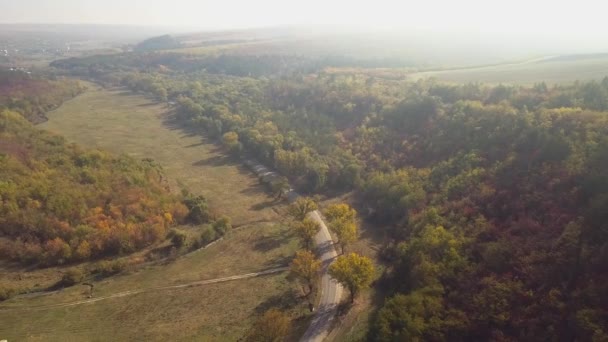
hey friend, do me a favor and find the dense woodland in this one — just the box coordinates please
[0,69,84,123]
[52,52,608,340]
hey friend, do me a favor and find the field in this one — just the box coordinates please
[40,83,278,226]
[409,54,608,85]
[0,83,306,341]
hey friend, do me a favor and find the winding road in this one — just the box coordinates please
[299,210,343,342]
[245,159,343,342]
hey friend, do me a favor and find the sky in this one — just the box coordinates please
[1,0,607,37]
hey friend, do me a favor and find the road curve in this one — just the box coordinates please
[243,158,344,341]
[299,210,343,342]
[0,267,288,311]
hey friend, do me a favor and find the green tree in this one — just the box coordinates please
[374,287,446,342]
[287,197,318,221]
[246,308,291,342]
[330,219,358,254]
[270,176,290,199]
[329,253,375,303]
[290,250,322,296]
[293,218,320,250]
[169,229,188,249]
[212,216,232,236]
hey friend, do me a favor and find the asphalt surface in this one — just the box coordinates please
[240,158,345,341]
[299,210,343,342]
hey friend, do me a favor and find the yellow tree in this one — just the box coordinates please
[221,131,240,153]
[329,253,375,303]
[290,250,322,296]
[245,308,291,342]
[293,218,320,250]
[325,203,358,254]
[325,203,357,222]
[331,219,358,254]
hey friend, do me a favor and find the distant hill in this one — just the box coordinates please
[135,35,181,51]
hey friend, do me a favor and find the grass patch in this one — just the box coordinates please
[40,83,277,226]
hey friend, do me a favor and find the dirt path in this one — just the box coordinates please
[0,267,288,311]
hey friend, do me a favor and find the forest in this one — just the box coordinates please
[51,52,608,340]
[0,68,84,123]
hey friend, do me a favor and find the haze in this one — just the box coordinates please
[1,0,607,35]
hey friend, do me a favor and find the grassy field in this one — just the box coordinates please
[41,83,277,226]
[0,223,303,341]
[0,83,306,341]
[409,54,608,85]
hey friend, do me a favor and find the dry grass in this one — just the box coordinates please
[40,83,276,226]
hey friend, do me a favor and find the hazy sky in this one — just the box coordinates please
[0,0,607,35]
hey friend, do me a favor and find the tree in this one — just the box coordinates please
[324,203,357,223]
[374,287,446,341]
[270,176,290,199]
[290,250,322,296]
[293,218,320,250]
[245,308,291,342]
[330,219,358,254]
[212,216,232,235]
[222,131,240,153]
[329,253,375,303]
[325,203,358,254]
[287,197,318,221]
[183,195,210,224]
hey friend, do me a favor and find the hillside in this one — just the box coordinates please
[0,68,84,123]
[0,109,188,267]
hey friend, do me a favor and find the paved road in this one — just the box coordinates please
[299,210,343,342]
[243,159,344,341]
[0,267,288,311]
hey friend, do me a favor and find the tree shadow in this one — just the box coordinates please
[254,288,299,314]
[264,254,293,268]
[253,230,293,253]
[184,142,205,148]
[192,155,236,167]
[240,185,267,196]
[250,199,278,211]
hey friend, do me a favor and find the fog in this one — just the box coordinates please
[2,0,608,59]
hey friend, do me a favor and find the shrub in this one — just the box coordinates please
[169,229,188,248]
[200,226,217,246]
[212,216,232,235]
[61,268,85,286]
[93,259,127,277]
[0,286,15,301]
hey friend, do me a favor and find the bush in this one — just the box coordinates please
[61,268,85,286]
[169,229,188,248]
[200,226,217,246]
[93,259,127,277]
[0,286,15,301]
[183,195,211,224]
[212,216,232,235]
